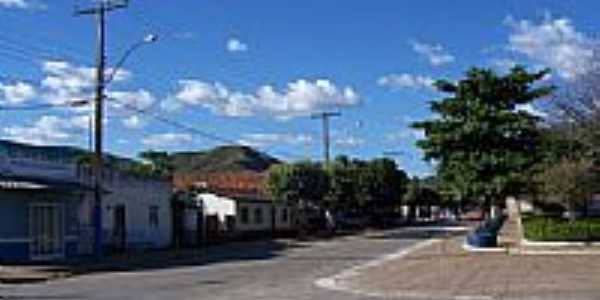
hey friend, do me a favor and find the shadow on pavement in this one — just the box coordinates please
[64,239,297,276]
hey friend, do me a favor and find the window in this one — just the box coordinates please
[254,207,263,224]
[149,206,159,227]
[240,206,249,224]
[281,208,288,223]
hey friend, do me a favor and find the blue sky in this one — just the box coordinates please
[0,0,597,176]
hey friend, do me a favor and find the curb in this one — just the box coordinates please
[520,239,600,247]
[461,243,507,253]
[516,249,600,256]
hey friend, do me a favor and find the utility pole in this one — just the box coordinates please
[77,0,128,259]
[311,112,340,165]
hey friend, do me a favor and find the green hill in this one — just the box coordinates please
[170,145,280,175]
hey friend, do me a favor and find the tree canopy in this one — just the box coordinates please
[266,156,409,212]
[413,66,554,207]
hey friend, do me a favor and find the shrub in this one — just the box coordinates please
[522,215,600,242]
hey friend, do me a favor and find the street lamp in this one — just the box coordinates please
[105,34,158,85]
[91,33,157,259]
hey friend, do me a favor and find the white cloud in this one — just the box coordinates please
[238,133,313,148]
[378,73,435,90]
[166,79,360,119]
[142,133,193,148]
[226,38,248,53]
[491,58,519,72]
[68,114,92,130]
[516,103,548,118]
[0,81,36,104]
[2,115,87,146]
[505,15,595,80]
[411,41,455,66]
[387,128,425,142]
[334,136,365,148]
[122,115,146,129]
[0,0,28,8]
[41,60,131,105]
[108,89,156,110]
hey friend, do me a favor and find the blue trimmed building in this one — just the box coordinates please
[0,140,93,262]
[0,140,173,262]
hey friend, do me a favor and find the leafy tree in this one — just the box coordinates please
[413,66,554,215]
[403,177,441,220]
[266,161,330,206]
[138,150,174,177]
[537,157,597,218]
[325,156,359,211]
[324,156,409,213]
[358,158,408,212]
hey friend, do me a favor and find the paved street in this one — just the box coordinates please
[0,228,442,300]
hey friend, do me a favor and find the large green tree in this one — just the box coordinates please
[266,161,330,206]
[413,66,554,214]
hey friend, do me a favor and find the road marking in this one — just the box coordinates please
[315,229,493,300]
[315,238,439,291]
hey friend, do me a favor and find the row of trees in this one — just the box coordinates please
[266,156,415,215]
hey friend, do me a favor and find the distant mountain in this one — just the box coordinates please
[170,145,280,175]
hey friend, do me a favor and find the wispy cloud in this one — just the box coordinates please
[334,136,365,148]
[238,133,313,148]
[226,38,248,53]
[505,15,595,80]
[410,41,455,66]
[378,73,435,91]
[0,81,36,104]
[3,115,90,146]
[164,79,360,120]
[0,0,28,8]
[142,133,193,148]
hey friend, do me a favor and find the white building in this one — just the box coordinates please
[190,192,295,241]
[77,165,173,252]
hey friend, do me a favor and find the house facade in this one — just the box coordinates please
[185,191,295,243]
[0,141,87,262]
[76,165,173,253]
[0,140,173,262]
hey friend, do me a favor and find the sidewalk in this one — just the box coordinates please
[337,236,600,299]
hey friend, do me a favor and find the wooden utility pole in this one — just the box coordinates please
[311,112,340,165]
[77,0,127,259]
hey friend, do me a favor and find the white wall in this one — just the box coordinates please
[79,168,172,250]
[198,193,236,231]
[235,201,294,232]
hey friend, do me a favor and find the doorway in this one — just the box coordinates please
[29,203,65,261]
[112,205,126,252]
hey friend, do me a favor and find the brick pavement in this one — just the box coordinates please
[338,236,600,299]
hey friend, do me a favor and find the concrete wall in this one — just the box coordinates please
[235,201,294,232]
[198,193,236,231]
[197,193,295,235]
[79,169,173,250]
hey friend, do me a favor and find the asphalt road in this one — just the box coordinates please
[0,228,439,300]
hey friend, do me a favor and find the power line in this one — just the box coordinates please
[113,98,303,160]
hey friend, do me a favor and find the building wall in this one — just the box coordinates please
[78,168,173,250]
[235,201,294,233]
[197,193,236,230]
[197,193,295,237]
[0,191,81,262]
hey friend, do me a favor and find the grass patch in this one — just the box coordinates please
[522,215,600,242]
